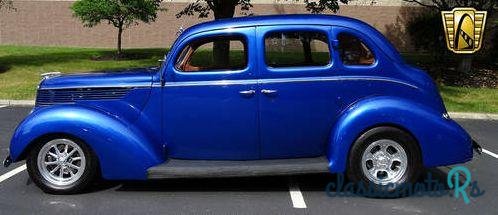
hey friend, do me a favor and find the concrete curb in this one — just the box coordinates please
[448,112,498,120]
[0,100,497,120]
[0,100,35,107]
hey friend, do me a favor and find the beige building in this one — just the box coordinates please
[0,0,420,51]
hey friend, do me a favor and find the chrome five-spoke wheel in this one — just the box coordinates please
[37,139,86,187]
[361,139,407,185]
[347,126,422,196]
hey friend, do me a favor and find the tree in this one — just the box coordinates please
[404,0,496,11]
[71,0,165,57]
[176,0,349,20]
[403,0,498,73]
[0,0,15,11]
[175,0,348,66]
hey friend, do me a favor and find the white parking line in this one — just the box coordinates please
[0,164,26,183]
[0,105,7,108]
[289,180,307,209]
[482,148,498,159]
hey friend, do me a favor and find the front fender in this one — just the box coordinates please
[9,105,164,180]
[327,96,472,173]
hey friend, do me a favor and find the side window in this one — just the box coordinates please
[337,33,375,66]
[175,36,247,72]
[264,31,330,68]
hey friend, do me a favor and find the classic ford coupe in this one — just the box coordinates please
[4,15,479,194]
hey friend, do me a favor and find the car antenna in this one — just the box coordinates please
[176,26,184,36]
[176,0,194,36]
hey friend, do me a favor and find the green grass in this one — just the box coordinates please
[440,85,498,113]
[0,45,496,113]
[189,50,246,69]
[266,51,330,67]
[0,45,165,99]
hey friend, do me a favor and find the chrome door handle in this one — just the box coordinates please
[261,89,277,95]
[239,90,256,97]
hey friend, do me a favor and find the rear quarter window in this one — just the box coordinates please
[337,33,375,66]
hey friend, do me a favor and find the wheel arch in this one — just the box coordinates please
[326,95,470,173]
[9,105,165,180]
[345,123,423,162]
[17,132,86,162]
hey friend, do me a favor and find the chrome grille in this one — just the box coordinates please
[36,88,131,106]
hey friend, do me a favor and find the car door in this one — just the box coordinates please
[162,27,259,160]
[256,25,341,159]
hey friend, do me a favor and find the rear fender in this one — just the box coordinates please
[327,96,472,173]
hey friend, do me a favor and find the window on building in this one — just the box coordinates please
[337,33,375,66]
[264,31,330,68]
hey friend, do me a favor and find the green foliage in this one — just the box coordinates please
[403,0,498,55]
[176,0,253,19]
[403,0,497,11]
[0,0,15,11]
[176,0,349,19]
[303,0,349,13]
[0,45,496,113]
[71,0,165,56]
[71,0,164,28]
[0,45,165,99]
[403,1,498,55]
[405,10,448,58]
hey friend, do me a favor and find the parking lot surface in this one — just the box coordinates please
[0,106,497,214]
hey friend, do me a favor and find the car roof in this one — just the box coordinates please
[176,14,403,63]
[188,14,362,30]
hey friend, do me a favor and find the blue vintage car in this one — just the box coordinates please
[4,14,480,194]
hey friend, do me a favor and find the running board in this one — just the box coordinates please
[147,156,330,179]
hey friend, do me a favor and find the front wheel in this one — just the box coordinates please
[347,126,422,196]
[27,137,98,194]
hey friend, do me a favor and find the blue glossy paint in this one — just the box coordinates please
[41,67,155,89]
[9,14,473,180]
[327,96,472,173]
[10,105,163,179]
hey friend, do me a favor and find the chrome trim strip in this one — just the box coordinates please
[163,76,418,89]
[164,79,257,87]
[40,77,418,89]
[40,72,62,80]
[40,84,151,90]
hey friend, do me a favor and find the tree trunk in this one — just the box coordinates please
[457,55,473,74]
[301,37,312,64]
[117,26,123,58]
[212,1,236,20]
[212,3,236,67]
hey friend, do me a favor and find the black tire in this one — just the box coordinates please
[346,126,422,197]
[26,137,98,194]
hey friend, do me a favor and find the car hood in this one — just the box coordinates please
[39,67,158,90]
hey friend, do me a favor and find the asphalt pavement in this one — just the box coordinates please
[0,106,497,215]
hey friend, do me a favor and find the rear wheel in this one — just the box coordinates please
[27,137,98,194]
[347,126,422,196]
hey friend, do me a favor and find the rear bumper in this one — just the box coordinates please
[472,139,482,154]
[3,156,12,168]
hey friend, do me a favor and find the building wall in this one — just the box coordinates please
[0,1,418,50]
